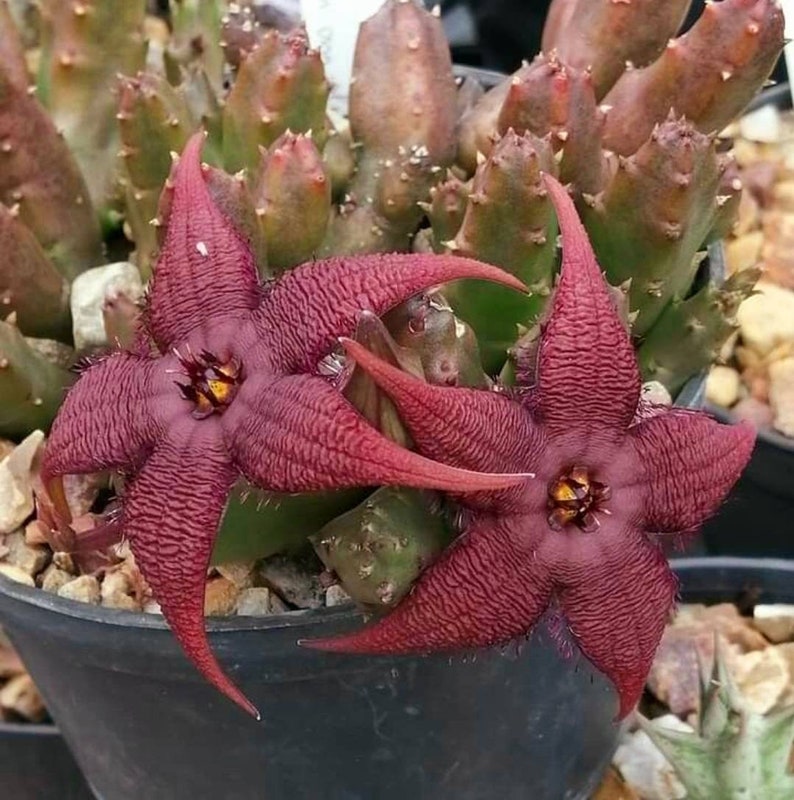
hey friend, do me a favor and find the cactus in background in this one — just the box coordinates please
[444,130,558,372]
[581,114,724,336]
[0,317,73,439]
[541,0,693,100]
[250,131,331,272]
[602,0,785,156]
[117,72,194,277]
[639,642,794,800]
[311,487,454,608]
[0,31,102,280]
[422,171,470,251]
[638,268,759,394]
[0,204,70,341]
[36,0,147,210]
[459,55,607,192]
[222,27,329,174]
[321,0,457,255]
[164,0,225,92]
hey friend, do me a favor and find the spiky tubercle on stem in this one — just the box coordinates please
[311,486,454,609]
[602,0,785,156]
[444,130,558,373]
[251,132,331,273]
[320,0,457,255]
[581,114,723,337]
[637,267,759,394]
[36,0,147,209]
[0,318,74,440]
[221,27,330,175]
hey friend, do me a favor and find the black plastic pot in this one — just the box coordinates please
[701,82,794,558]
[0,575,621,800]
[0,721,93,800]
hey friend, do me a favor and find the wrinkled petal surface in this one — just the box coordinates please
[145,134,261,350]
[224,373,529,494]
[255,253,527,373]
[122,422,257,716]
[535,176,640,442]
[42,353,170,479]
[630,410,756,533]
[554,521,677,719]
[307,516,552,653]
[342,338,543,510]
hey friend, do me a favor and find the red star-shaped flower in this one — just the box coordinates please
[308,175,756,719]
[41,133,530,718]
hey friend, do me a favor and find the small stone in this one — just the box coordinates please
[732,647,790,715]
[57,575,100,605]
[0,431,45,535]
[235,587,288,616]
[52,551,76,573]
[732,397,775,429]
[613,716,690,800]
[216,561,254,589]
[204,577,239,617]
[739,104,782,144]
[0,563,34,586]
[39,564,72,594]
[70,262,144,351]
[325,584,352,607]
[725,231,764,273]
[705,365,741,408]
[769,357,794,437]
[753,604,794,643]
[259,555,324,609]
[63,472,105,518]
[0,673,45,722]
[2,530,50,577]
[24,519,49,547]
[100,569,140,611]
[737,282,794,357]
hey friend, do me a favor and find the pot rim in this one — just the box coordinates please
[0,719,63,736]
[2,556,793,635]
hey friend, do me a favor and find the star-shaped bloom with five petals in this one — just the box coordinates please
[308,175,756,719]
[41,133,531,718]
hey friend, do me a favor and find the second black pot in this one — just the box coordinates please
[0,721,92,800]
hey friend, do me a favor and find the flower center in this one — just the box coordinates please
[175,350,243,419]
[547,466,611,533]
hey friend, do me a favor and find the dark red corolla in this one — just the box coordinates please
[309,175,756,719]
[41,133,530,717]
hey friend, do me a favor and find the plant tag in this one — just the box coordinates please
[300,0,386,116]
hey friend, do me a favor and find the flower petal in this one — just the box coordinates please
[536,175,640,440]
[341,338,543,509]
[630,409,755,533]
[253,253,527,373]
[122,423,258,718]
[42,353,170,480]
[555,523,677,719]
[224,373,530,494]
[144,133,261,351]
[305,516,552,653]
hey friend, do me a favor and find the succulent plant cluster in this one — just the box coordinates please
[0,0,783,720]
[641,641,794,800]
